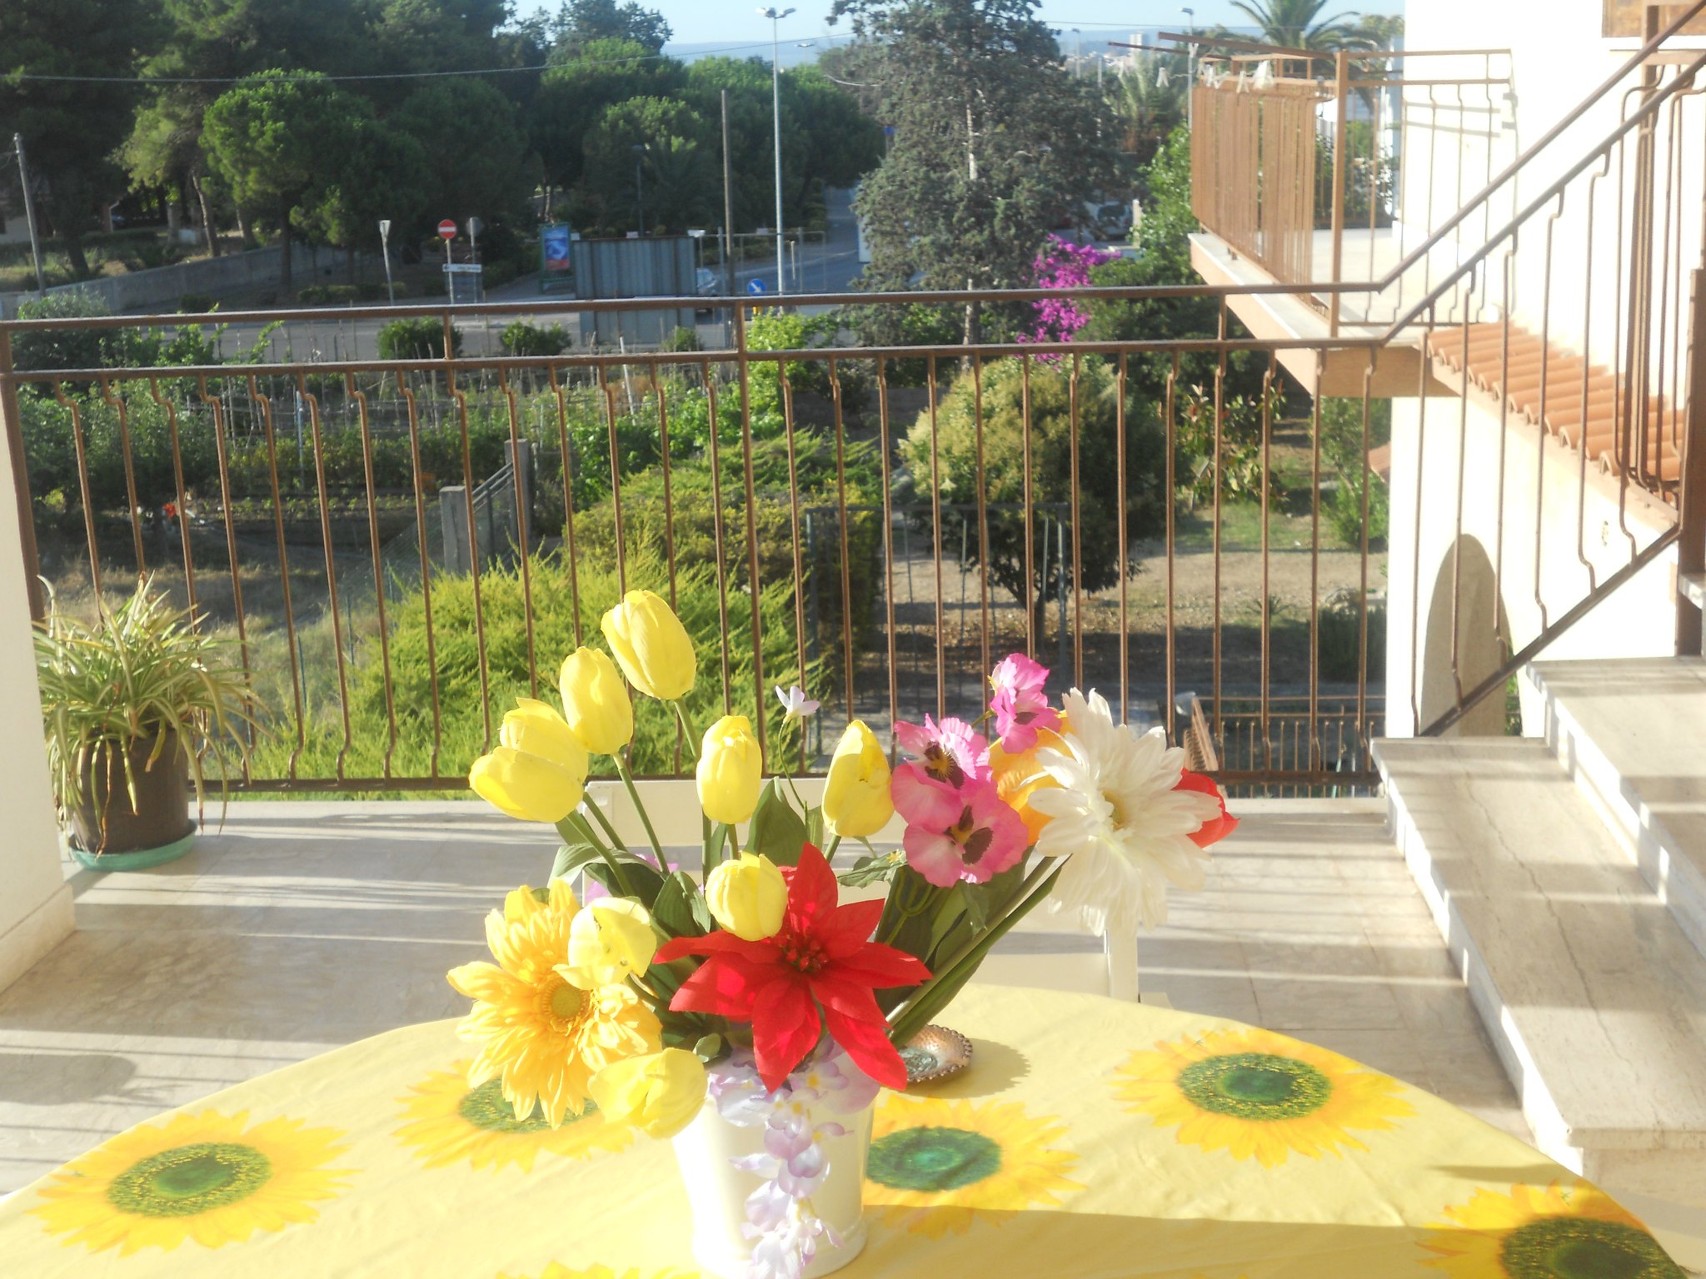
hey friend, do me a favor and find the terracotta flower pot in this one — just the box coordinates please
[68,729,196,858]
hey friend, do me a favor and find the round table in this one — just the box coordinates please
[0,985,1682,1278]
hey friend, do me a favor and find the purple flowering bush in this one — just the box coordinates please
[1020,235,1120,345]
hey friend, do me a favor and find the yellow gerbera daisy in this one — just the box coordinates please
[1114,1025,1415,1166]
[449,881,662,1128]
[30,1110,352,1256]
[1420,1180,1684,1277]
[863,1094,1082,1238]
[395,1062,634,1171]
[497,1265,698,1279]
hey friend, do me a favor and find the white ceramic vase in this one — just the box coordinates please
[671,1088,874,1279]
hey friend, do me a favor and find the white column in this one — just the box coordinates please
[0,422,73,994]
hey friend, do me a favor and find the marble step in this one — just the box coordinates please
[1530,658,1706,962]
[1375,735,1706,1206]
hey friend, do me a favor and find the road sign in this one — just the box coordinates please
[437,219,457,239]
[747,278,766,295]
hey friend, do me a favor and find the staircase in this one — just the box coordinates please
[1375,657,1706,1208]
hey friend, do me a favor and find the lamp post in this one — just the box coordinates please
[631,143,647,237]
[759,6,795,296]
[1071,28,1082,77]
[1181,7,1198,133]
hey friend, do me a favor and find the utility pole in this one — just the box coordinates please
[12,135,46,293]
[721,89,737,298]
[760,6,795,296]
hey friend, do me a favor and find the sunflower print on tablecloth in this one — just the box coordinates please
[1419,1180,1685,1278]
[1113,1025,1415,1166]
[29,1109,353,1256]
[395,1062,634,1171]
[863,1094,1082,1238]
[496,1265,698,1279]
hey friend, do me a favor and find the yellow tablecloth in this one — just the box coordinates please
[0,985,1679,1278]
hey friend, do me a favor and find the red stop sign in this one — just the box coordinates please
[437,219,457,239]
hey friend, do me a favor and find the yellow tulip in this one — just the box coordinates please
[468,698,589,823]
[989,730,1064,843]
[561,897,658,988]
[822,720,893,838]
[706,852,787,941]
[588,1048,707,1139]
[558,646,634,755]
[696,714,763,825]
[601,589,696,701]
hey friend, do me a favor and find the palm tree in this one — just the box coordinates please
[1104,53,1188,164]
[1229,0,1374,51]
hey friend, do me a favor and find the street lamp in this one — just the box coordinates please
[759,6,795,296]
[1071,28,1082,77]
[632,143,648,237]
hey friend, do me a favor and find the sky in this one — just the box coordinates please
[520,1,1407,59]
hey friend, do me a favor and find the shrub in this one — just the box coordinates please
[661,325,701,353]
[1317,587,1386,683]
[179,294,216,313]
[501,321,572,357]
[377,317,463,360]
[247,551,817,781]
[1319,398,1392,549]
[297,284,359,305]
[899,356,1165,632]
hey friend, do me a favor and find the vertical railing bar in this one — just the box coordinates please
[399,372,446,779]
[702,358,735,713]
[1355,360,1373,753]
[1211,303,1226,745]
[1258,356,1273,771]
[447,364,494,757]
[53,387,103,604]
[1116,353,1130,724]
[877,358,899,744]
[830,357,857,738]
[198,376,255,777]
[147,379,199,620]
[597,364,628,594]
[928,354,946,721]
[1068,352,1084,687]
[1307,369,1322,772]
[1021,356,1036,657]
[735,304,769,755]
[1448,288,1474,710]
[652,358,683,774]
[1165,355,1179,747]
[349,372,398,779]
[249,374,304,778]
[781,359,810,721]
[500,367,539,702]
[1409,309,1432,733]
[298,377,353,778]
[548,366,584,648]
[970,356,991,685]
[98,380,147,575]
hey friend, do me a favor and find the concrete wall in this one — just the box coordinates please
[0,439,73,993]
[1385,387,1678,738]
[0,243,386,319]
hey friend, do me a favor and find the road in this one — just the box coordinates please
[210,188,867,363]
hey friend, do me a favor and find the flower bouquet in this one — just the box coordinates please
[449,589,1236,1279]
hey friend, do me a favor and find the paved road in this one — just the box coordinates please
[210,188,867,363]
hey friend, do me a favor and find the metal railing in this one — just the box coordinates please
[3,286,1406,792]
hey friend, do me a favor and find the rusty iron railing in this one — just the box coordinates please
[3,286,1412,794]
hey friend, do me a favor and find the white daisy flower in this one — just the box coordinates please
[774,685,820,723]
[1028,688,1223,933]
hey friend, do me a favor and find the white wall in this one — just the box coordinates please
[0,421,73,992]
[1385,387,1678,738]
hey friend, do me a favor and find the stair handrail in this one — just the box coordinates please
[1379,25,1706,339]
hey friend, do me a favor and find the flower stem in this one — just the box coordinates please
[823,833,841,862]
[576,801,640,899]
[612,754,666,868]
[670,700,700,761]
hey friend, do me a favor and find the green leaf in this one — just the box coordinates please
[549,842,606,882]
[653,870,710,939]
[928,886,971,953]
[584,858,666,909]
[747,779,808,865]
[693,1033,724,1062]
[804,804,826,849]
[837,849,904,888]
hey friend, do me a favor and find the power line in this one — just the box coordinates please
[0,35,841,86]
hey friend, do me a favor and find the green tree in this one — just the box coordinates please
[301,118,432,282]
[899,357,1164,634]
[579,96,714,233]
[831,0,1120,343]
[392,79,534,238]
[202,71,365,294]
[531,38,686,198]
[546,0,672,56]
[0,0,158,278]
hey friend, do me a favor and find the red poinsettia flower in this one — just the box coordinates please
[656,843,930,1090]
[1175,769,1238,848]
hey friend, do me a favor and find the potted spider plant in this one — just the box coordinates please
[35,578,257,870]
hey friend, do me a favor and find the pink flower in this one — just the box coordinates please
[989,653,1060,753]
[893,768,1029,888]
[893,715,988,788]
